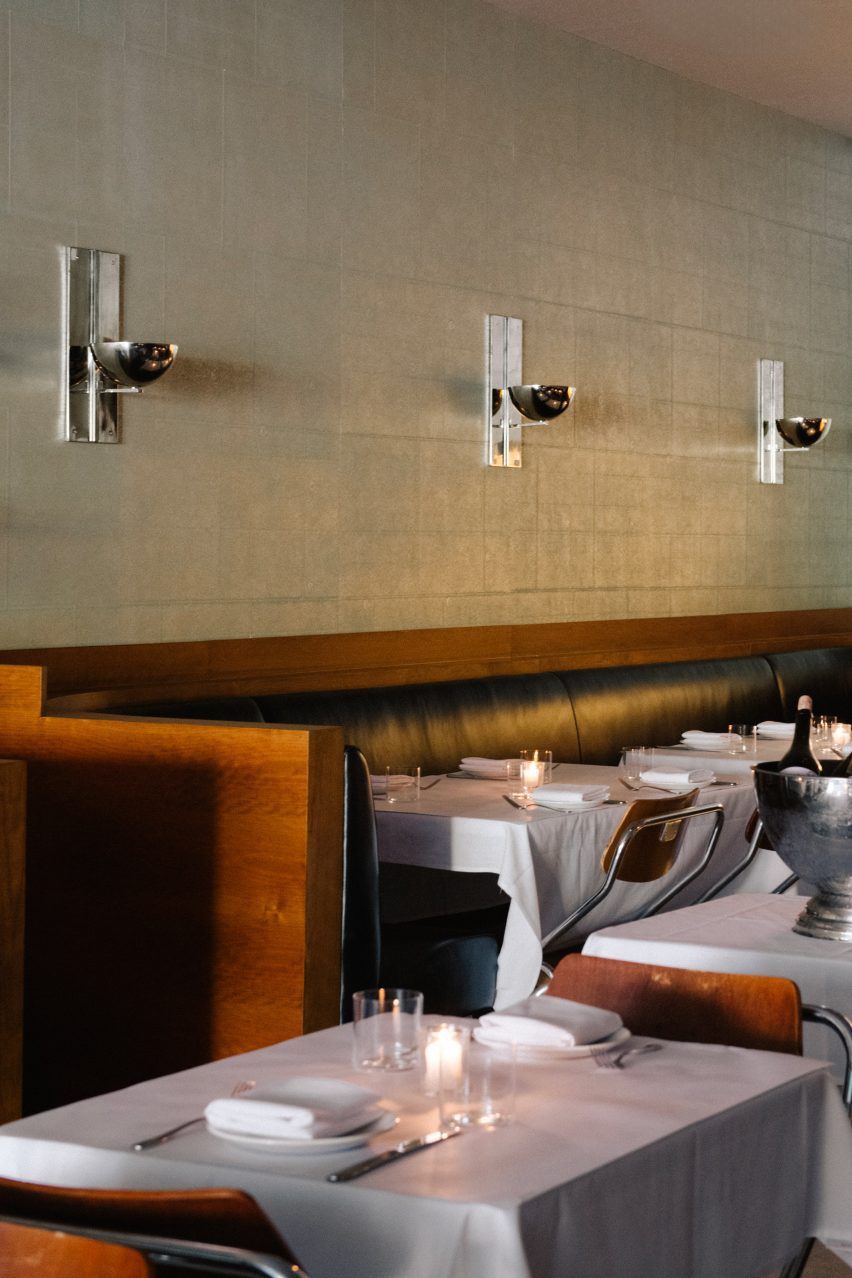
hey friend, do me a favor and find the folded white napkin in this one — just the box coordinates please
[529,782,610,806]
[479,995,622,1048]
[205,1078,380,1141]
[681,730,740,748]
[460,757,514,778]
[640,766,714,787]
[756,721,795,738]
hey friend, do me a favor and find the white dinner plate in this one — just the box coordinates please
[679,740,729,751]
[452,769,506,780]
[472,1025,630,1062]
[206,1107,396,1153]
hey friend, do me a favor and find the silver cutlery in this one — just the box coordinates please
[595,1043,663,1071]
[327,1126,463,1182]
[419,777,443,791]
[132,1079,256,1151]
[503,794,531,810]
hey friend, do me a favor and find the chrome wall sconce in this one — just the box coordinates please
[758,358,831,484]
[63,247,178,443]
[486,315,575,467]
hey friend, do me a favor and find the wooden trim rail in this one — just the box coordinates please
[2,608,850,711]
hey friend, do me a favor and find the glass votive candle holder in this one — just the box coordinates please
[422,1022,471,1128]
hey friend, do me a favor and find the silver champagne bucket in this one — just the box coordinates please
[754,762,852,941]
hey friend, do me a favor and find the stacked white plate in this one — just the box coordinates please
[458,757,514,779]
[205,1078,395,1153]
[474,996,630,1062]
[680,730,739,751]
[528,782,610,811]
[756,721,795,739]
[639,766,715,789]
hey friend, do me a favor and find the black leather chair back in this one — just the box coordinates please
[341,746,381,1022]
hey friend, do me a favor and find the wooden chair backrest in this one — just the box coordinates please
[600,789,701,882]
[548,954,803,1054]
[0,1219,152,1277]
[0,1182,297,1264]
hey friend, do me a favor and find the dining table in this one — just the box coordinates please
[583,892,852,1077]
[376,762,794,1009]
[0,1020,849,1278]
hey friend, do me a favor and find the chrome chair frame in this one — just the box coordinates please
[0,1213,307,1278]
[697,812,800,902]
[539,802,725,979]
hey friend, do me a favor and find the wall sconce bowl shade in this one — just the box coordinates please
[92,341,178,389]
[776,417,831,449]
[508,384,575,421]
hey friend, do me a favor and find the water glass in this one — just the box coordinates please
[727,724,750,754]
[384,765,420,804]
[352,988,423,1071]
[619,747,648,784]
[456,1042,516,1128]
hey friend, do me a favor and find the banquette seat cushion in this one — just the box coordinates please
[256,672,580,775]
[766,646,852,722]
[558,655,785,766]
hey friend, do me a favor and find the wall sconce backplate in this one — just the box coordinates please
[487,314,523,467]
[64,247,123,443]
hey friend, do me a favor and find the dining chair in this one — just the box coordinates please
[547,952,804,1052]
[0,1181,308,1276]
[343,745,502,1018]
[0,1218,154,1276]
[539,791,725,978]
[698,809,799,901]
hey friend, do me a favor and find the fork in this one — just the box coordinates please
[595,1043,663,1071]
[132,1079,256,1151]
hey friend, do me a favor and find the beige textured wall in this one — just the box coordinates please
[1,0,851,648]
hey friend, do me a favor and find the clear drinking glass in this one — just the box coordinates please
[352,988,423,1071]
[619,747,648,785]
[384,765,420,804]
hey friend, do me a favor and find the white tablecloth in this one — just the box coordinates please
[0,1023,849,1278]
[584,892,852,1072]
[377,767,791,1007]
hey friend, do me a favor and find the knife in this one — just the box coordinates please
[326,1126,463,1182]
[503,794,530,810]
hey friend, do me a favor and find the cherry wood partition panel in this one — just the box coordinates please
[0,666,344,1116]
[10,607,852,713]
[0,760,26,1123]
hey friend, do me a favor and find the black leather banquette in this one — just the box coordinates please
[114,647,852,774]
[108,646,852,1018]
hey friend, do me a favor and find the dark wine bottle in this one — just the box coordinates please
[778,695,822,775]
